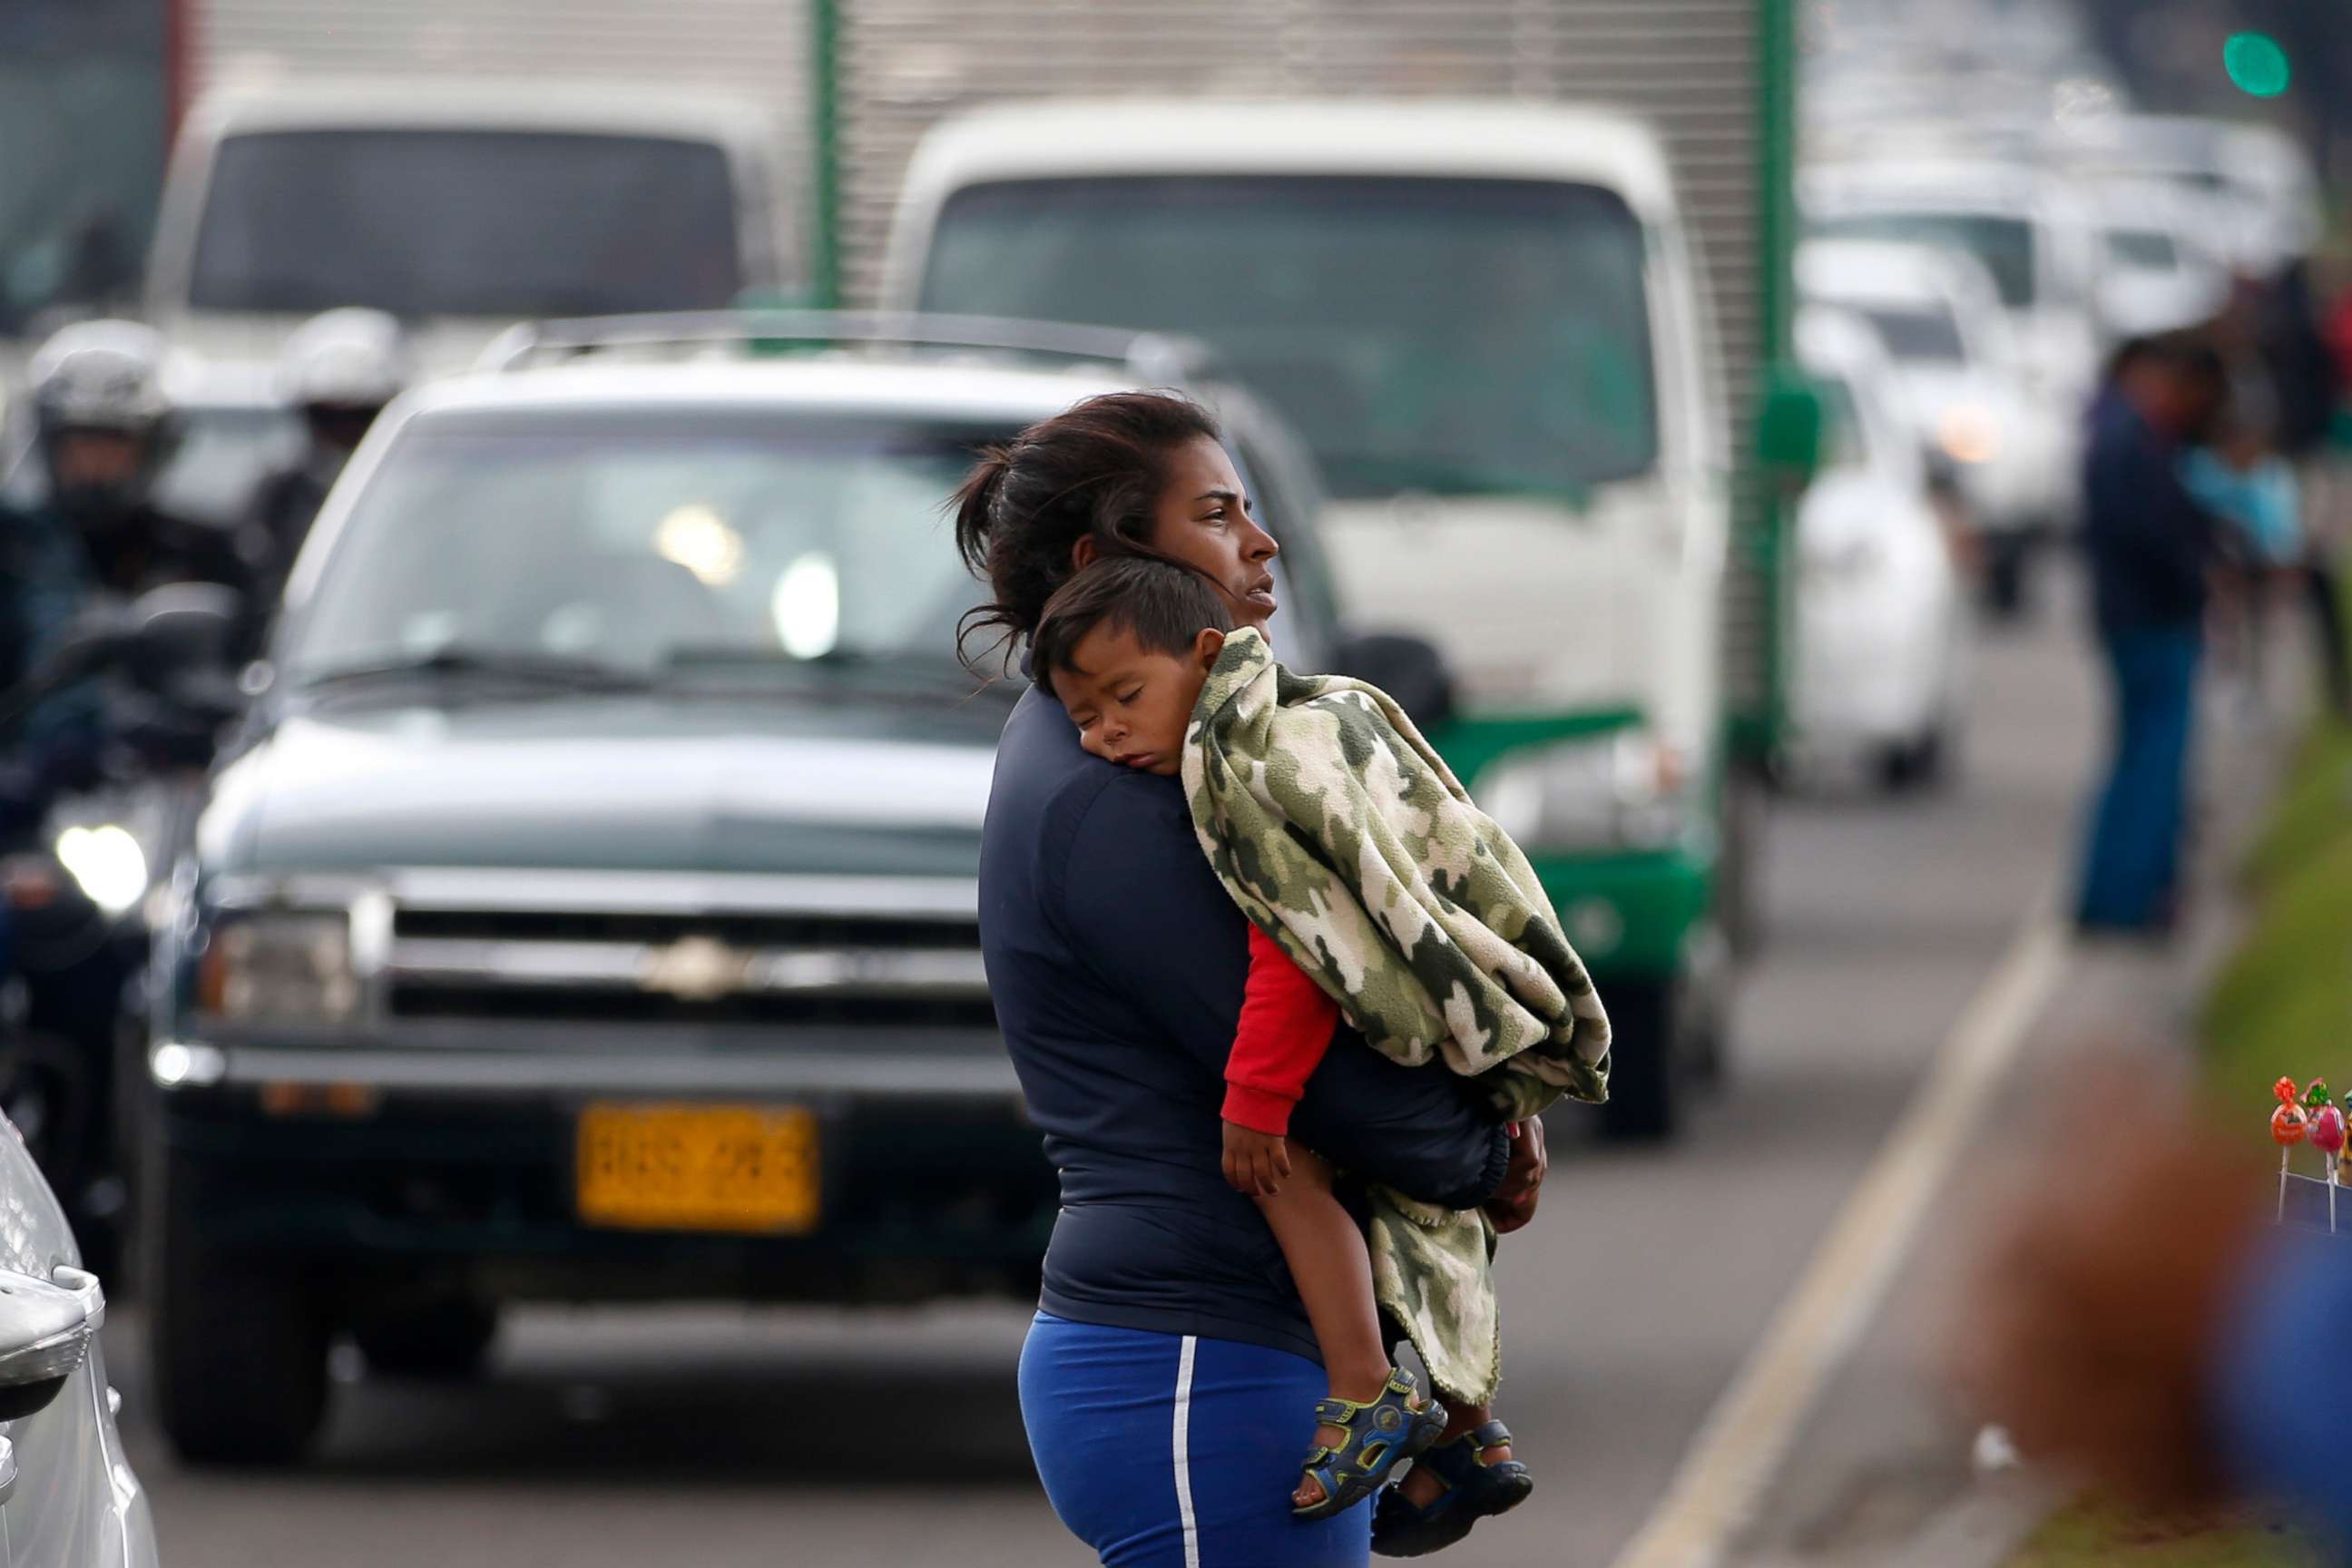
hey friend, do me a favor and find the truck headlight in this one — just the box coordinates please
[1936,405,2002,466]
[1474,730,1692,852]
[197,910,360,1024]
[54,825,148,917]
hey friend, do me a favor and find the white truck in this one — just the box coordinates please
[145,80,793,379]
[883,95,1795,1141]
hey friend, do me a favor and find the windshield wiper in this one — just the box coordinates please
[293,646,652,694]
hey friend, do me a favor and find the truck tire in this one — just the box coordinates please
[145,1146,329,1465]
[355,1298,499,1380]
[1599,981,1680,1142]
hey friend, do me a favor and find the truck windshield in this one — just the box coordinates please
[286,416,987,683]
[187,130,743,318]
[1811,211,2036,309]
[919,176,1657,501]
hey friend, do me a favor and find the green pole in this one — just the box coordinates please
[1749,0,1799,760]
[807,0,842,309]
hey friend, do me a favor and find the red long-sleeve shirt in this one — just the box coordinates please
[1222,926,1345,1136]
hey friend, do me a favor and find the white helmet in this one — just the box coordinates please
[277,308,411,411]
[28,319,172,436]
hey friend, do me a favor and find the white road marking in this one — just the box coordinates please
[1607,905,2070,1568]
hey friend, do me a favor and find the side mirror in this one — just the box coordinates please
[124,582,243,681]
[1756,365,1826,488]
[1330,631,1456,732]
[0,1266,93,1422]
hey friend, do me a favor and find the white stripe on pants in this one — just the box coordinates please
[1172,1335,1200,1568]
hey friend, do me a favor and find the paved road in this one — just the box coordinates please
[102,600,2103,1568]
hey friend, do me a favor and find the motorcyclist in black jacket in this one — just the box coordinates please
[0,319,250,1242]
[242,307,409,602]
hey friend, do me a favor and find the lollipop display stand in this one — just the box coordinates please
[2270,1077,2352,1236]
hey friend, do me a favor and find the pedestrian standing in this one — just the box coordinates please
[2073,335,2230,937]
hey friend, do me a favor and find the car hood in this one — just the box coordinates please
[198,693,1009,878]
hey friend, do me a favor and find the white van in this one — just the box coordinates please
[145,81,793,379]
[884,100,1735,1138]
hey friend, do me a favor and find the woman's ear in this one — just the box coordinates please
[1192,627,1227,671]
[1070,534,1100,572]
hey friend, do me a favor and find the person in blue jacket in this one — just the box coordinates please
[954,392,1540,1567]
[2074,333,2231,936]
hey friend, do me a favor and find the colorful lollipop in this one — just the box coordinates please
[2275,1102,2309,1220]
[2311,1106,2345,1154]
[2314,1106,2347,1232]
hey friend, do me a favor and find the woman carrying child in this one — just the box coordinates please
[961,392,1578,1565]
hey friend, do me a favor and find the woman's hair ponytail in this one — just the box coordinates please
[951,444,1014,582]
[950,392,1221,674]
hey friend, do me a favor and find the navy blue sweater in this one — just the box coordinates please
[2082,388,2224,634]
[980,685,1511,1364]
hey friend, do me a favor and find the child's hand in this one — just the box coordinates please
[1221,1121,1292,1197]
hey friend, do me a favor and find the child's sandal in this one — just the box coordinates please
[1292,1369,1447,1521]
[1368,1419,1534,1557]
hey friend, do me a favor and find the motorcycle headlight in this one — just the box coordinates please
[1474,730,1693,852]
[196,910,359,1024]
[54,825,148,917]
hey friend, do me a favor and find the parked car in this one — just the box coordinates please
[138,312,1448,1465]
[1795,237,2054,612]
[1787,307,1968,791]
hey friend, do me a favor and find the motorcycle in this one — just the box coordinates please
[0,585,244,1270]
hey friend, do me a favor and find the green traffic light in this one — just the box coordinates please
[2224,32,2291,97]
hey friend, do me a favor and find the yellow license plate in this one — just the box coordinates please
[575,1102,819,1235]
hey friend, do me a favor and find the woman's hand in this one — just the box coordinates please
[1223,1121,1293,1198]
[1485,1118,1548,1233]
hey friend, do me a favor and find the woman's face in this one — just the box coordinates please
[1146,437,1280,632]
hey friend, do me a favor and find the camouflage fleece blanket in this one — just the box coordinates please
[1180,628,1612,1405]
